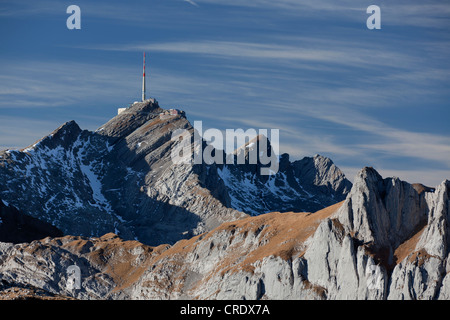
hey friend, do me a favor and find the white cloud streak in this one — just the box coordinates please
[184,0,199,7]
[0,61,140,108]
[91,40,418,71]
[191,0,450,28]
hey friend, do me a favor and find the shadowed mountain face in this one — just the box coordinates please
[0,99,350,246]
[0,199,63,244]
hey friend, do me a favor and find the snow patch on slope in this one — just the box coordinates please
[76,138,114,215]
[218,165,308,215]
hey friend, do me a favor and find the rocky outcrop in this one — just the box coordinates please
[127,202,343,300]
[217,150,352,215]
[335,167,429,266]
[301,168,449,300]
[0,233,160,299]
[292,154,352,201]
[96,98,164,141]
[388,179,449,300]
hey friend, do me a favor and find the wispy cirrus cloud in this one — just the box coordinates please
[306,106,450,166]
[1,0,448,30]
[0,60,142,108]
[76,38,423,72]
[184,0,199,7]
[1,0,448,188]
[190,0,450,28]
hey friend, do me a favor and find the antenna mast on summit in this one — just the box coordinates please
[142,52,146,101]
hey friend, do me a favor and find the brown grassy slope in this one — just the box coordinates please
[394,224,427,265]
[150,201,344,276]
[40,233,170,293]
[8,201,343,298]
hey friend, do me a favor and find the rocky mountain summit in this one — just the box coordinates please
[0,99,350,246]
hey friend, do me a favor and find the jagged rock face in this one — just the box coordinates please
[292,154,352,201]
[96,98,164,140]
[129,169,449,300]
[0,120,120,237]
[0,99,349,246]
[0,233,162,300]
[335,167,429,263]
[0,168,448,300]
[217,134,351,215]
[128,203,343,300]
[305,168,450,300]
[218,151,351,215]
[388,179,450,300]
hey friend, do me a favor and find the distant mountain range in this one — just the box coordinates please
[1,99,448,300]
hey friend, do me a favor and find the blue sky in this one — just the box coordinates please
[0,0,449,186]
